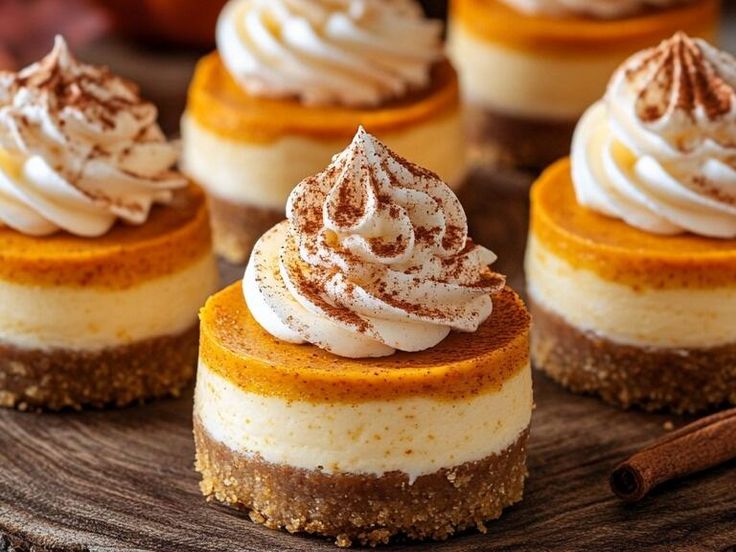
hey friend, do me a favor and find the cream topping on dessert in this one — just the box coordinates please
[572,33,736,238]
[499,0,690,19]
[216,0,443,107]
[244,127,503,358]
[0,36,185,237]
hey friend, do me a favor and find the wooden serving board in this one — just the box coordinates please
[1,171,735,552]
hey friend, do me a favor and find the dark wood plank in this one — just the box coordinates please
[1,169,735,552]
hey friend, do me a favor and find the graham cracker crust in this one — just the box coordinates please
[0,325,198,411]
[465,104,576,171]
[530,299,736,413]
[207,194,284,265]
[194,417,529,547]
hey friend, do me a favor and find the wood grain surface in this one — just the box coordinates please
[1,170,735,552]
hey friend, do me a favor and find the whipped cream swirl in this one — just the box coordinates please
[217,0,443,107]
[0,36,185,237]
[499,0,690,19]
[572,33,736,238]
[245,128,503,358]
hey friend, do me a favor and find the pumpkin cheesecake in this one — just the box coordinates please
[526,34,736,413]
[448,0,721,169]
[182,0,466,264]
[0,37,218,410]
[194,129,532,546]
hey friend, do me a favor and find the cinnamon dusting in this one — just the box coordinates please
[629,32,733,125]
[277,127,504,347]
[0,36,185,235]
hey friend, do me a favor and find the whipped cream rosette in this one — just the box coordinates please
[499,0,691,19]
[245,127,504,357]
[0,36,185,237]
[216,0,443,107]
[572,32,736,238]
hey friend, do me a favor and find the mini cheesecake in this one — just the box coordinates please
[0,186,217,410]
[526,34,736,413]
[182,0,466,264]
[194,129,532,546]
[527,160,736,413]
[448,0,720,169]
[195,282,531,546]
[0,38,218,410]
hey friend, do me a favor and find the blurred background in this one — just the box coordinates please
[0,0,733,134]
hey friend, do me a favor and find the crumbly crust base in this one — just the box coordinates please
[0,325,198,411]
[530,300,736,413]
[465,104,576,171]
[207,194,283,265]
[194,418,528,547]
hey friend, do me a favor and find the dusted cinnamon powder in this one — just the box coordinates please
[187,53,460,143]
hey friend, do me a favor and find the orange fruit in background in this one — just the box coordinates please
[0,48,15,71]
[94,0,228,48]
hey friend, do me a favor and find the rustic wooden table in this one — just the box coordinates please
[1,11,735,552]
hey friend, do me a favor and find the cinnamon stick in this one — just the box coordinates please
[610,407,736,502]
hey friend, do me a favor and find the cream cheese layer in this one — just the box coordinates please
[0,253,217,351]
[180,110,466,210]
[526,235,736,349]
[194,358,532,481]
[448,22,625,121]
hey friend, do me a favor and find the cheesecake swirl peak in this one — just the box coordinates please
[572,33,736,238]
[244,127,503,358]
[216,0,443,107]
[627,32,735,149]
[0,36,185,237]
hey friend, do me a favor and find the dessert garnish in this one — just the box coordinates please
[499,0,691,19]
[0,36,185,237]
[216,0,443,107]
[610,407,736,502]
[245,127,504,358]
[572,32,736,238]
